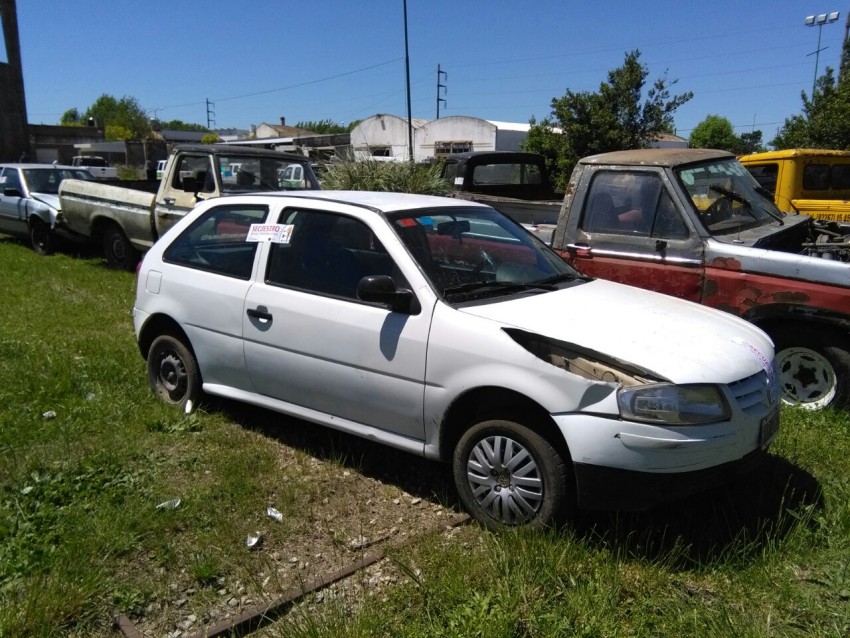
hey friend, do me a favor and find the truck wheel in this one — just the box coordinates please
[102,222,139,270]
[147,334,201,413]
[773,328,850,411]
[452,419,571,530]
[29,218,55,255]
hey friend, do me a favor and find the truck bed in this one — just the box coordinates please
[59,179,157,249]
[449,191,562,225]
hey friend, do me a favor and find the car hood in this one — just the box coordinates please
[459,279,774,384]
[30,193,60,212]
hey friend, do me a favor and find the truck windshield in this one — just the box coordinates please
[216,156,318,192]
[386,206,583,302]
[676,158,785,236]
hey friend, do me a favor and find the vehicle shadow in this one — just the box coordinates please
[568,454,822,566]
[206,397,458,506]
[208,397,821,566]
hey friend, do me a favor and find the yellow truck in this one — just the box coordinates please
[739,149,850,224]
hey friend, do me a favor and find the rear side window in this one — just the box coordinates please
[163,204,268,279]
[831,164,850,190]
[802,164,830,190]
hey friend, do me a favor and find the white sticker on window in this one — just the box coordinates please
[454,177,464,186]
[246,224,294,243]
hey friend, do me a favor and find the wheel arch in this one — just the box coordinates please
[746,304,850,348]
[437,386,571,465]
[137,313,196,362]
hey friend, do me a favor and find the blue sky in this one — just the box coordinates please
[12,1,849,143]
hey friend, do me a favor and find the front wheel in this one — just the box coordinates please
[102,222,139,270]
[452,419,571,530]
[773,327,850,411]
[147,335,201,412]
[29,218,55,255]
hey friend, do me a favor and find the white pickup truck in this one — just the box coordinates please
[71,156,119,180]
[59,144,320,268]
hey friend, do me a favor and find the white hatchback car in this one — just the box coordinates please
[134,191,780,529]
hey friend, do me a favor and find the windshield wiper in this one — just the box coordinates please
[709,183,751,208]
[709,183,784,226]
[753,186,786,224]
[443,280,558,300]
[442,272,586,300]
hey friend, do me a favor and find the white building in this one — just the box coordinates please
[348,114,531,162]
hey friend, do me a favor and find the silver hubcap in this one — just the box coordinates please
[158,352,187,400]
[777,346,837,410]
[466,435,543,525]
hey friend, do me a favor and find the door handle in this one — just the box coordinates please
[565,242,592,258]
[247,307,272,321]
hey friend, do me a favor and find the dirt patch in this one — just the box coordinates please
[126,402,463,638]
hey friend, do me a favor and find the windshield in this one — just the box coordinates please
[22,168,93,193]
[676,158,785,235]
[386,206,583,302]
[216,156,318,193]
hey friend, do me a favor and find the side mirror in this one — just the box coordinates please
[3,188,24,198]
[357,275,419,314]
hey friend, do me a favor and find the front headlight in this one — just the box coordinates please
[617,383,730,425]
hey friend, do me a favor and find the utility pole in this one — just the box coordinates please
[436,64,447,119]
[403,0,413,161]
[206,98,216,130]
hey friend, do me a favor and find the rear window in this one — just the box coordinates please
[163,204,268,279]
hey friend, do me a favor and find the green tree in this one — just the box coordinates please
[160,120,209,132]
[60,108,81,126]
[689,115,765,155]
[200,133,221,144]
[689,115,740,152]
[294,119,350,134]
[81,94,152,141]
[525,50,693,188]
[771,38,850,149]
[737,130,765,155]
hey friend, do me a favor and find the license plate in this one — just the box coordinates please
[759,410,780,448]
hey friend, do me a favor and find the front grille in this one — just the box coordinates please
[728,370,772,415]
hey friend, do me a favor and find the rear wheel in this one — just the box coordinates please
[29,218,55,255]
[147,335,201,413]
[773,327,850,411]
[102,222,139,270]
[452,419,571,529]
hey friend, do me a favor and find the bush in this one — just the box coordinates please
[321,157,450,195]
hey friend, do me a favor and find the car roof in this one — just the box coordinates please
[225,190,491,214]
[0,163,80,170]
[580,148,734,168]
[739,148,850,161]
[174,143,308,161]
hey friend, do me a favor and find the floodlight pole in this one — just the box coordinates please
[403,0,413,162]
[805,12,840,97]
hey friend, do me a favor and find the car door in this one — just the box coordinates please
[0,167,28,237]
[564,167,706,302]
[154,154,215,235]
[158,201,270,390]
[242,204,434,441]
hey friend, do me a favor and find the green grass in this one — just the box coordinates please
[1,238,849,637]
[276,407,850,637]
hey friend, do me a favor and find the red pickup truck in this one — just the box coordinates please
[536,148,850,411]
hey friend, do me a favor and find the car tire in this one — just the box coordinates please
[452,419,572,530]
[773,327,850,411]
[102,222,139,270]
[147,335,201,412]
[29,218,55,255]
